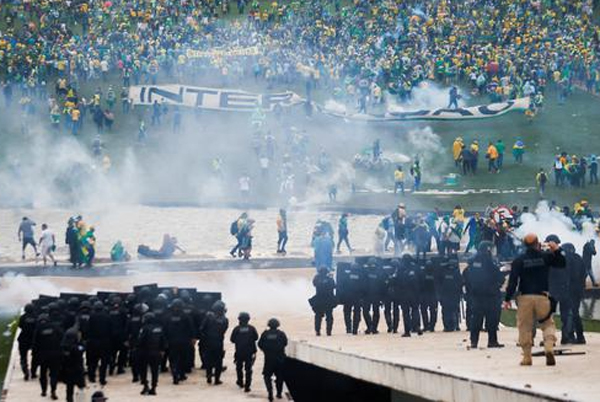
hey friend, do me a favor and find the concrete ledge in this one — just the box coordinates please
[288,341,571,402]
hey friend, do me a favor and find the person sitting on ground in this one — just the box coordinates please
[110,241,131,262]
[137,234,186,259]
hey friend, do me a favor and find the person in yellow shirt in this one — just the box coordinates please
[70,107,81,135]
[486,142,499,173]
[394,166,405,195]
[452,137,463,166]
[452,205,466,223]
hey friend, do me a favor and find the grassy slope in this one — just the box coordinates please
[0,316,17,391]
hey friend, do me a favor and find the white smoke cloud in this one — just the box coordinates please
[515,201,598,277]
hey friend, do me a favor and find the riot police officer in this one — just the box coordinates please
[230,312,259,392]
[383,259,401,333]
[564,243,587,344]
[200,300,229,385]
[546,234,573,344]
[463,241,505,348]
[399,254,422,337]
[165,298,195,384]
[438,255,463,332]
[126,302,147,383]
[108,296,128,375]
[18,303,37,380]
[258,318,288,402]
[32,310,63,400]
[138,312,167,395]
[362,258,384,334]
[310,266,336,336]
[60,327,85,402]
[339,263,363,334]
[419,259,438,332]
[87,301,112,385]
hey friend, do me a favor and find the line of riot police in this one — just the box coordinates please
[311,253,468,338]
[17,284,288,402]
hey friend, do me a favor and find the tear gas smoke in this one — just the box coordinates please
[515,201,598,277]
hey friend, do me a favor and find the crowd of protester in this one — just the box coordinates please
[1,0,599,120]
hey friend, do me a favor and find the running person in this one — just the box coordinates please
[39,224,57,267]
[18,217,39,260]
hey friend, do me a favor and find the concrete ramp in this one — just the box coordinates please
[287,329,597,402]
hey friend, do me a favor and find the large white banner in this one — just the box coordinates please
[130,84,529,121]
[129,85,304,112]
[319,97,530,122]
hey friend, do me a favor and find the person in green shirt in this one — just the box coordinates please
[495,140,506,169]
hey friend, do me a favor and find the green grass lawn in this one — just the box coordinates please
[501,309,600,333]
[0,316,17,391]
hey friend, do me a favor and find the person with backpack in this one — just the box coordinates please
[536,168,548,196]
[229,213,248,258]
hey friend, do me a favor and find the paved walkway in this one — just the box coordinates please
[3,269,599,402]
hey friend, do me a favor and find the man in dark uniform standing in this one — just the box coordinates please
[18,303,37,380]
[87,301,112,385]
[32,309,63,400]
[200,301,229,385]
[362,258,384,334]
[310,266,336,336]
[258,318,288,402]
[438,256,463,331]
[230,312,259,392]
[165,298,195,384]
[463,241,505,348]
[545,234,573,344]
[504,233,565,366]
[339,263,363,335]
[138,312,167,395]
[399,254,422,337]
[419,259,438,332]
[564,243,587,344]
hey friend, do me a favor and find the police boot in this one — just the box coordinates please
[326,320,333,336]
[314,315,321,336]
[520,348,532,366]
[20,361,29,381]
[149,387,157,395]
[140,384,150,395]
[244,374,252,392]
[545,351,556,366]
[51,392,58,401]
[487,332,504,348]
[264,377,273,401]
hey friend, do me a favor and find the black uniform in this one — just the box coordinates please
[87,304,112,384]
[60,328,86,402]
[258,327,288,401]
[438,256,463,331]
[165,304,195,384]
[138,315,167,394]
[17,307,37,380]
[230,320,259,391]
[399,255,422,336]
[565,244,587,343]
[200,311,229,384]
[419,260,438,332]
[339,263,363,334]
[126,308,144,382]
[108,302,128,375]
[32,314,64,398]
[463,249,504,347]
[382,260,401,333]
[310,270,336,336]
[548,249,573,343]
[362,261,384,334]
